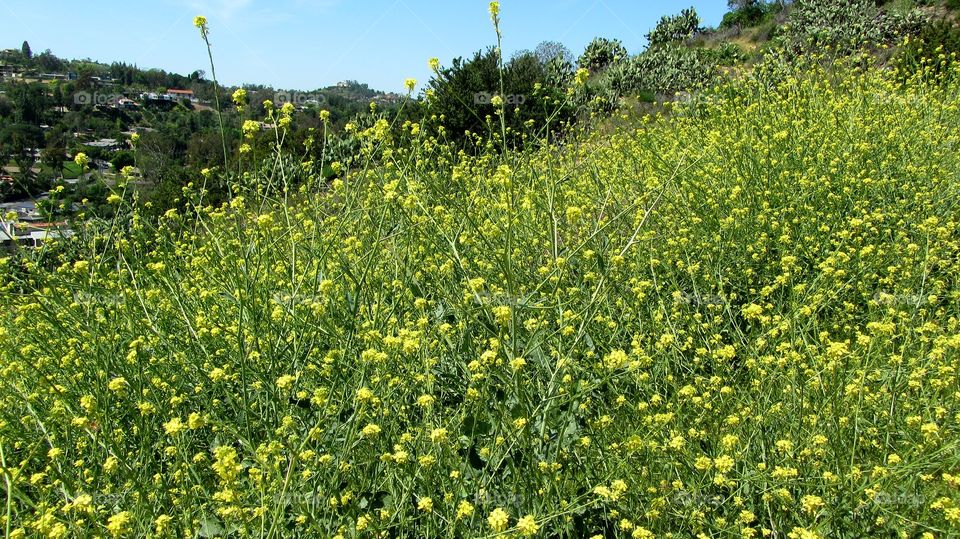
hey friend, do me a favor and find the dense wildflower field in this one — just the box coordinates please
[1,62,959,538]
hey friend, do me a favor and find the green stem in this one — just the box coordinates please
[202,30,229,173]
[0,441,11,538]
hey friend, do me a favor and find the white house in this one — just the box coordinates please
[0,220,72,249]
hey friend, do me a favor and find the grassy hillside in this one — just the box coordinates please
[1,55,958,537]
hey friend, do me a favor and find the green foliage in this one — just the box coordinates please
[61,161,82,179]
[606,47,719,98]
[641,46,717,93]
[646,7,702,47]
[708,42,747,65]
[7,83,48,125]
[578,37,628,72]
[426,48,500,140]
[786,0,927,53]
[0,123,43,168]
[33,49,64,72]
[40,146,65,173]
[721,1,775,29]
[573,75,620,114]
[426,48,573,149]
[536,41,576,87]
[895,19,960,79]
[110,150,136,171]
[0,95,11,119]
[544,54,575,88]
[534,41,574,67]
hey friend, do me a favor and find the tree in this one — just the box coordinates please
[11,84,47,126]
[0,96,12,119]
[534,41,574,67]
[0,124,44,197]
[51,85,64,110]
[35,50,63,72]
[41,145,65,175]
[110,150,136,171]
[721,0,769,28]
[21,41,32,59]
[427,48,502,143]
[426,47,573,149]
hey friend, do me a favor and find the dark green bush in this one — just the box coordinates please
[721,4,767,29]
[426,48,574,149]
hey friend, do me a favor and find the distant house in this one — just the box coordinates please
[83,138,124,152]
[40,73,70,82]
[0,199,41,222]
[166,89,195,101]
[374,93,402,105]
[139,92,168,102]
[103,96,139,110]
[0,220,72,250]
[121,127,155,137]
[115,97,139,110]
[140,90,195,104]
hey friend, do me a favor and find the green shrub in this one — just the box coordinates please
[578,37,628,72]
[705,42,747,65]
[646,7,702,46]
[895,19,960,79]
[426,48,574,150]
[721,4,768,29]
[607,46,719,97]
[786,0,927,53]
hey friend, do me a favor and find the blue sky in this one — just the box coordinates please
[0,0,727,93]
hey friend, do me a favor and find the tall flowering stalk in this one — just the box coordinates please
[488,1,520,361]
[194,16,229,171]
[489,2,507,151]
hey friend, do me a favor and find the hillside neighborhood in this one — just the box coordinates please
[1,43,409,244]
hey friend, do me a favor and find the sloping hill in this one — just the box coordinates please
[1,57,958,536]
